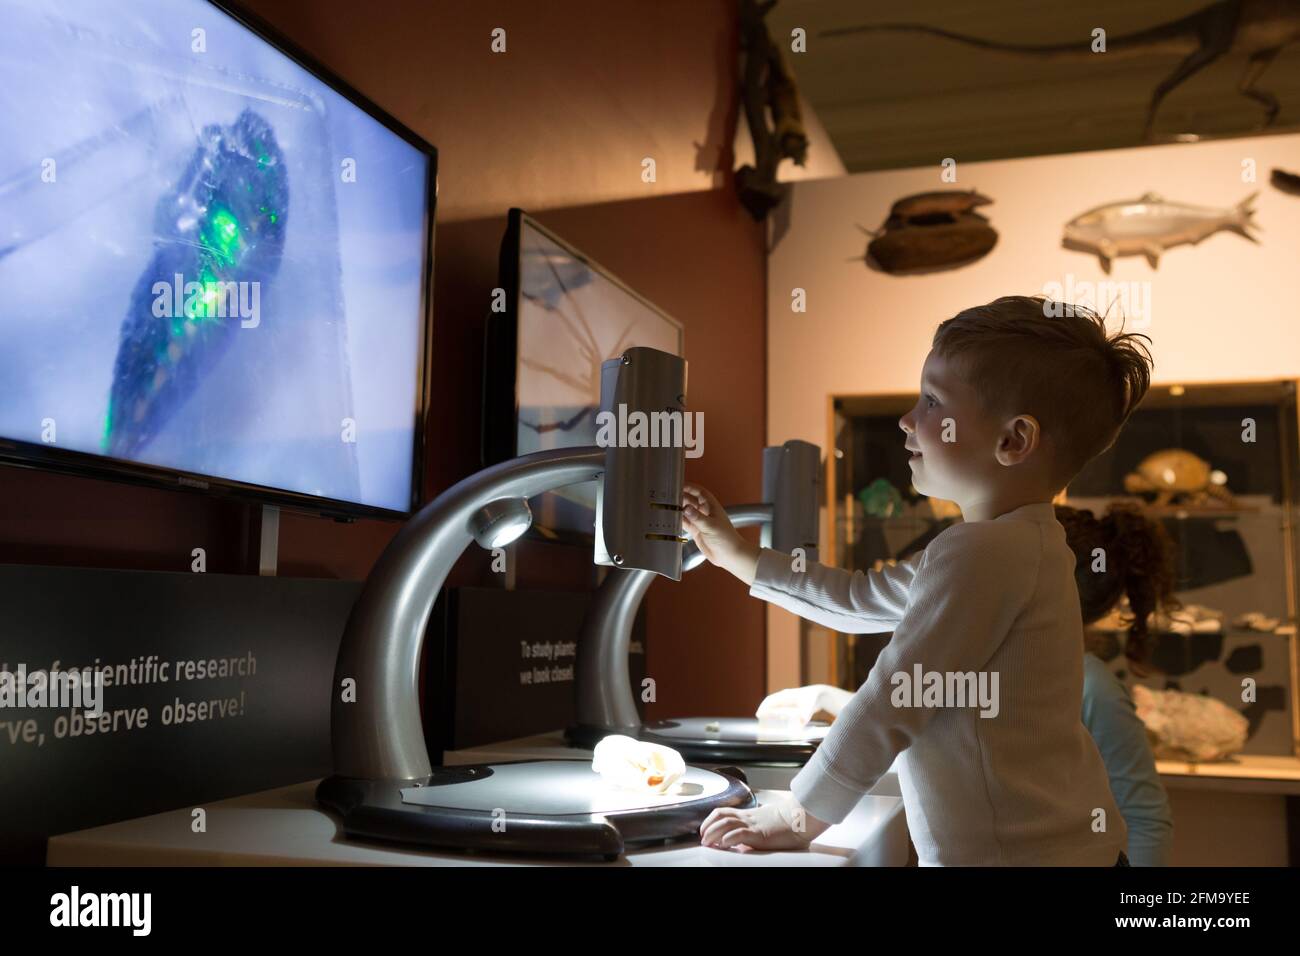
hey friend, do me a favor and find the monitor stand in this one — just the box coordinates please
[257,504,279,576]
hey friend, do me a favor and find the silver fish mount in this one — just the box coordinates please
[1063,192,1259,273]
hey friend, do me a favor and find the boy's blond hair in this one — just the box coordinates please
[932,295,1153,487]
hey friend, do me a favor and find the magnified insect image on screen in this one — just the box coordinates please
[0,0,431,512]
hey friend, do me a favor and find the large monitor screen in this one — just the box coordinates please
[510,213,683,539]
[0,0,434,516]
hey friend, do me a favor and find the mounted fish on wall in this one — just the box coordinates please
[1062,192,1258,273]
[859,189,998,274]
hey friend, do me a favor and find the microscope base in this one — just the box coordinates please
[317,759,754,860]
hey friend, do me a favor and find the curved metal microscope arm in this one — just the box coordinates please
[330,446,606,782]
[573,503,773,735]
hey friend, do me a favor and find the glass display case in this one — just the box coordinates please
[823,381,1300,760]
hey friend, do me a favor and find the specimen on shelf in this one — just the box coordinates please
[1090,596,1224,634]
[1235,611,1281,632]
[1132,684,1249,762]
[1123,448,1235,507]
[857,477,904,518]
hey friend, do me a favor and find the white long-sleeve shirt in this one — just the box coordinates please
[750,501,1127,866]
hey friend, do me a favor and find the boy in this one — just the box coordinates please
[686,295,1154,866]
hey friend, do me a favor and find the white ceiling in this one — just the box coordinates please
[767,0,1300,172]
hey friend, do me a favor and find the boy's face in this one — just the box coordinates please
[898,350,1007,505]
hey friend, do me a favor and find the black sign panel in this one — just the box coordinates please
[427,586,647,752]
[0,564,359,864]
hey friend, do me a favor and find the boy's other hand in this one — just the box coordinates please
[699,797,832,852]
[682,483,760,584]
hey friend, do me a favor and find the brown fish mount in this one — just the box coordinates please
[863,189,998,274]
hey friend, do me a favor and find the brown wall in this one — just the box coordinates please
[241,0,741,223]
[0,1,767,719]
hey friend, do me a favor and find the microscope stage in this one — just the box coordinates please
[399,760,729,814]
[317,759,753,860]
[638,717,830,763]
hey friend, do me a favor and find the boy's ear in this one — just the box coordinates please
[995,414,1041,466]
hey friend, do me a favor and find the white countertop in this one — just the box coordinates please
[46,775,909,867]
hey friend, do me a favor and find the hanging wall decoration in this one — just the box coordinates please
[735,0,809,221]
[1271,168,1300,195]
[861,189,998,274]
[1062,192,1258,272]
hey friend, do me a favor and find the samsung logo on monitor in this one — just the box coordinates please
[176,476,209,490]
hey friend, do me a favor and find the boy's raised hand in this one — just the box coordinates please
[681,483,760,585]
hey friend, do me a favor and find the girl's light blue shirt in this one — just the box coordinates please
[1082,651,1174,866]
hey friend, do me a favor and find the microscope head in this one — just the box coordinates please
[593,346,688,581]
[761,439,821,561]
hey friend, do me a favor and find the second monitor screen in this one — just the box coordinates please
[515,217,682,539]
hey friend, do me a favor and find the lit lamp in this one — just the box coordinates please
[316,347,754,858]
